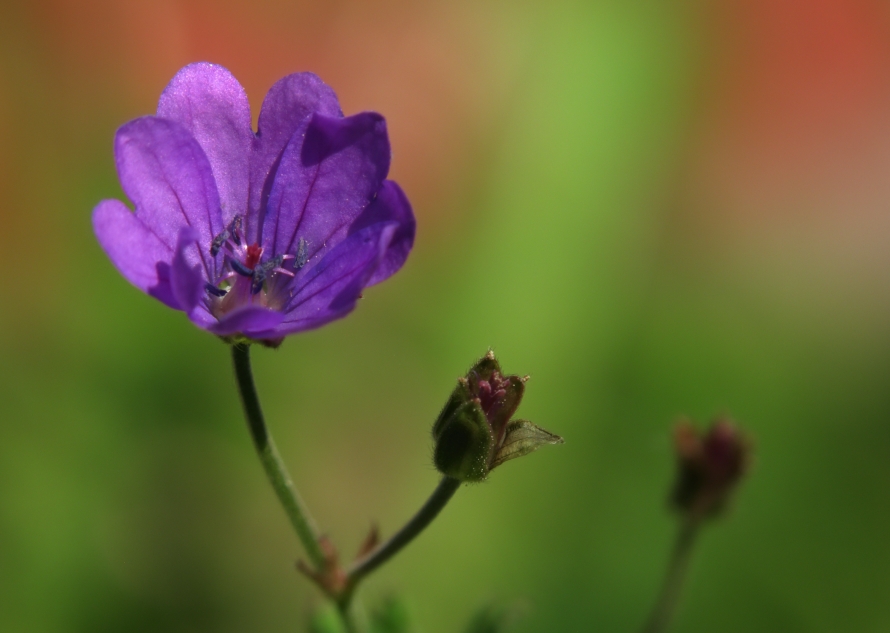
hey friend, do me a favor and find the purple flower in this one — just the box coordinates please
[93,63,414,345]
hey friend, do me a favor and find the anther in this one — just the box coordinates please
[205,282,228,297]
[264,255,285,270]
[250,255,287,295]
[230,259,254,277]
[228,215,243,245]
[294,238,309,270]
[210,230,229,257]
[251,268,266,295]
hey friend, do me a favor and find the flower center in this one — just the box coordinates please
[204,215,308,317]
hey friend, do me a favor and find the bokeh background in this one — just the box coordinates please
[3,0,890,631]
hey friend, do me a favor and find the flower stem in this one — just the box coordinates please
[639,518,701,633]
[339,476,462,606]
[338,597,370,633]
[231,343,327,570]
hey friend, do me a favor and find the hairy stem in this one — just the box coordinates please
[231,343,327,570]
[639,519,701,633]
[340,476,462,607]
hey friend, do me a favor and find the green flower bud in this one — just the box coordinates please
[432,351,563,482]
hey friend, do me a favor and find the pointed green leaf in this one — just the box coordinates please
[490,420,564,470]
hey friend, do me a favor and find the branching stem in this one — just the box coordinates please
[339,476,462,608]
[232,343,461,615]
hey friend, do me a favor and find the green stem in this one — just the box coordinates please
[340,476,462,607]
[338,596,370,633]
[639,519,701,633]
[231,343,327,570]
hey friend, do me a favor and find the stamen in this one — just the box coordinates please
[265,255,285,269]
[228,215,243,245]
[251,267,267,295]
[205,282,228,297]
[230,259,254,277]
[295,238,309,270]
[251,255,287,294]
[210,229,229,257]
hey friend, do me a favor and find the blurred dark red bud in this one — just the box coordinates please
[671,418,751,520]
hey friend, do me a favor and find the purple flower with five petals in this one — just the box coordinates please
[93,63,415,346]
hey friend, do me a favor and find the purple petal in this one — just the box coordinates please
[93,199,179,309]
[114,116,223,278]
[350,180,415,287]
[157,63,253,227]
[170,226,205,315]
[250,72,342,241]
[186,304,217,330]
[271,222,398,336]
[262,112,391,264]
[208,305,285,337]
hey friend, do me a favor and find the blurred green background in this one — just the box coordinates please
[3,0,890,631]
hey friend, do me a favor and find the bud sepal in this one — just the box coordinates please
[433,399,493,482]
[490,420,564,470]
